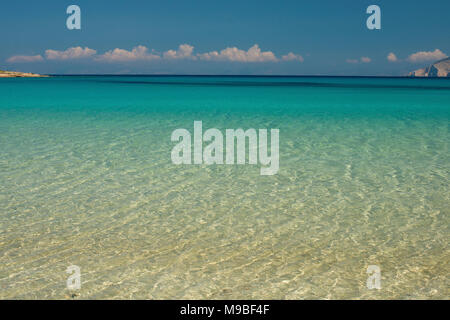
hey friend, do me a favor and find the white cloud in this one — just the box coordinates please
[198,44,278,62]
[346,57,371,64]
[45,47,97,60]
[163,44,196,60]
[407,49,447,63]
[7,44,307,65]
[387,52,398,62]
[6,55,44,63]
[281,52,304,62]
[96,45,160,62]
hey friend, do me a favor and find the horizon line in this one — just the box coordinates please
[36,74,450,79]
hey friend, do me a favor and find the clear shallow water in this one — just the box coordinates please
[0,76,448,299]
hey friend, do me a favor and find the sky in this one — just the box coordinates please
[1,0,449,75]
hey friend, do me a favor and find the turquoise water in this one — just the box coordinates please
[0,76,448,299]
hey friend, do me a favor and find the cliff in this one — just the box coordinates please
[409,57,450,77]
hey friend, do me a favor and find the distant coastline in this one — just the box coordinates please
[2,71,450,79]
[0,70,49,78]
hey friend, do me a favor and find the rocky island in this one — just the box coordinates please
[0,70,48,78]
[409,57,450,77]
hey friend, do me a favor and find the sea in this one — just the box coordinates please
[0,76,448,299]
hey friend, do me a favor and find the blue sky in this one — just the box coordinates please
[1,0,449,75]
